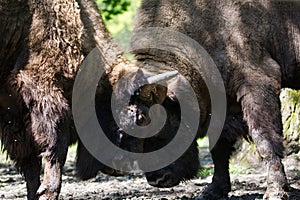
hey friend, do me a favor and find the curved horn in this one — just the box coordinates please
[146,70,178,84]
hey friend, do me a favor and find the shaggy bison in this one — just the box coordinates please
[107,0,300,200]
[0,0,126,199]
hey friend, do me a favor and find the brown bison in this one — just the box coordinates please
[104,0,300,200]
[0,0,126,199]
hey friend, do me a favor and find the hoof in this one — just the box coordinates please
[36,185,58,200]
[263,188,289,200]
[38,194,58,200]
[38,195,49,200]
[196,193,228,200]
[36,184,47,196]
[37,192,59,200]
[195,183,230,200]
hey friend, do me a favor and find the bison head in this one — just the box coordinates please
[110,67,200,187]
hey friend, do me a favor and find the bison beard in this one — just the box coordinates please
[115,0,300,200]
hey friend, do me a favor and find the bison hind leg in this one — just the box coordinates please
[239,80,289,199]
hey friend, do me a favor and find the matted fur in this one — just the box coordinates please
[118,1,300,200]
[0,0,126,199]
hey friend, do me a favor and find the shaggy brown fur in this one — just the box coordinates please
[0,0,83,199]
[115,1,300,200]
[0,0,126,199]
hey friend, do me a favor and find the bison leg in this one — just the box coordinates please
[20,155,42,200]
[197,114,247,200]
[76,139,123,180]
[37,159,64,200]
[197,138,236,200]
[239,78,288,199]
[37,134,68,200]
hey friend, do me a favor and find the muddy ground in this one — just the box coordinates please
[0,144,299,200]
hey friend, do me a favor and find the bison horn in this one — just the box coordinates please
[146,70,179,84]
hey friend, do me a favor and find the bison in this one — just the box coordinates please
[0,0,126,199]
[101,0,300,200]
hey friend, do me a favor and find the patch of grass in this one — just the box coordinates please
[198,167,214,178]
[229,164,255,175]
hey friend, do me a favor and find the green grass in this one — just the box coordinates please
[197,167,214,178]
[229,164,255,175]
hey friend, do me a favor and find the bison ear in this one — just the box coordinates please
[129,68,148,92]
[134,68,147,84]
[116,68,148,97]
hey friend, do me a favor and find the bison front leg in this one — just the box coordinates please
[197,115,246,200]
[36,132,68,200]
[21,155,42,200]
[238,73,288,199]
[37,158,65,200]
[199,137,236,199]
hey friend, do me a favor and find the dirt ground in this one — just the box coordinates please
[0,145,299,200]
